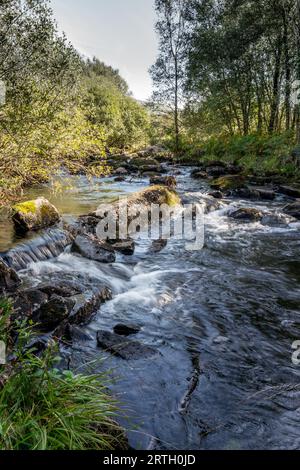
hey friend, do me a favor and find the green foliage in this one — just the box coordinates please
[0,1,150,205]
[83,72,150,151]
[0,301,126,451]
[179,132,299,176]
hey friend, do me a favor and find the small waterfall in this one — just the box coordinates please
[0,229,73,271]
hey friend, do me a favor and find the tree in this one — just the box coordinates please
[150,0,191,152]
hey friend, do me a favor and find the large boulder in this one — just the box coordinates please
[71,234,116,263]
[0,259,20,293]
[12,197,60,233]
[282,201,300,220]
[97,330,157,360]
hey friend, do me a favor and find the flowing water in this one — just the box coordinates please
[1,167,300,450]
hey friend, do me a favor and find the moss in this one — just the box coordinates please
[133,185,180,206]
[12,200,37,215]
[211,175,246,191]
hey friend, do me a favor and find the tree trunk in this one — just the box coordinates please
[269,35,283,134]
[283,8,291,131]
[174,57,180,153]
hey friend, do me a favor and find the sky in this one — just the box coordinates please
[50,0,158,101]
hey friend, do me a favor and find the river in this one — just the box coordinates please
[1,167,300,450]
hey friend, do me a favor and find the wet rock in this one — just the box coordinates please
[233,187,275,201]
[149,175,177,189]
[71,234,116,263]
[113,324,141,336]
[0,259,20,293]
[33,295,75,332]
[93,186,181,220]
[74,216,100,236]
[69,286,112,325]
[65,324,93,342]
[229,208,263,222]
[148,239,168,254]
[199,196,222,214]
[114,176,126,182]
[211,175,246,192]
[191,169,207,179]
[38,280,83,298]
[208,191,223,199]
[97,330,156,360]
[13,288,48,318]
[12,197,60,233]
[261,212,296,227]
[282,201,300,220]
[278,185,300,199]
[108,239,135,255]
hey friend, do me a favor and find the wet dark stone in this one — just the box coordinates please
[38,280,83,297]
[69,286,112,325]
[113,324,141,336]
[0,259,21,293]
[114,176,126,182]
[149,176,177,188]
[148,239,168,254]
[71,234,116,263]
[208,191,223,199]
[282,201,300,220]
[229,208,263,221]
[33,295,75,332]
[97,330,157,360]
[13,288,48,318]
[191,169,207,179]
[108,239,135,255]
[278,185,300,199]
[233,187,275,201]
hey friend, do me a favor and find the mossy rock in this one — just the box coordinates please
[211,175,246,191]
[12,197,60,233]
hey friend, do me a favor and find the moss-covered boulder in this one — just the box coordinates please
[12,197,60,232]
[211,175,246,192]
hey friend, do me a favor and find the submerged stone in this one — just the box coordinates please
[97,330,157,360]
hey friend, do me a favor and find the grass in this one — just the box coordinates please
[0,299,127,450]
[176,132,300,178]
